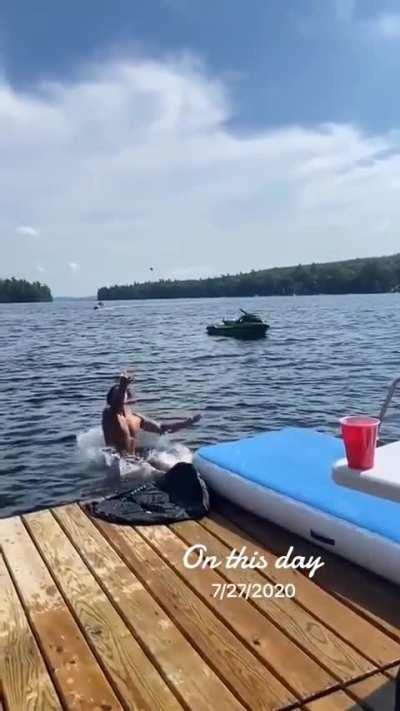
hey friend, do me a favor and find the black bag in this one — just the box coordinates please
[84,462,210,525]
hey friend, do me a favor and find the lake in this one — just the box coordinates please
[1,294,400,518]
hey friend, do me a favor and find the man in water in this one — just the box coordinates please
[102,373,201,456]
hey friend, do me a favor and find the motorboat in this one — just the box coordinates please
[207,309,269,339]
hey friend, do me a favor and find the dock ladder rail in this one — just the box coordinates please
[378,376,400,426]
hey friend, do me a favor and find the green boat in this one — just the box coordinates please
[207,309,269,339]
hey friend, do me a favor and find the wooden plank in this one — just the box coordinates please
[128,521,339,700]
[93,515,296,711]
[384,663,399,680]
[173,518,375,682]
[0,515,122,710]
[347,672,397,710]
[54,505,244,711]
[0,552,61,710]
[138,524,373,683]
[217,500,400,642]
[24,510,183,711]
[304,690,362,710]
[196,513,400,668]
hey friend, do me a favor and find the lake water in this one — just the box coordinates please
[1,294,400,518]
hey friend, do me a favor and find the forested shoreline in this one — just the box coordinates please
[98,253,400,300]
[0,278,52,303]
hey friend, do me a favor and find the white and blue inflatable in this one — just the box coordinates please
[194,427,400,586]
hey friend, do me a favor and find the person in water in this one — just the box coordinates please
[102,373,201,456]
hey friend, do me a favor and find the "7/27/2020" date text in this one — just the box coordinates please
[212,582,296,600]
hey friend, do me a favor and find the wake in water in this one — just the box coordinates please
[76,425,193,480]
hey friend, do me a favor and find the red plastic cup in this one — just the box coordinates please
[340,416,380,470]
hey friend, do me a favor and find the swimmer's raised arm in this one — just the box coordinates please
[112,373,132,410]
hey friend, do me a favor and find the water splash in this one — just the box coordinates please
[76,425,193,478]
[76,426,105,467]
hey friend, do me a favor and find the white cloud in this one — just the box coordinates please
[1,54,400,295]
[16,225,39,237]
[368,13,400,40]
[36,264,46,273]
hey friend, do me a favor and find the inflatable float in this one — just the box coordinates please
[194,427,400,586]
[333,440,400,503]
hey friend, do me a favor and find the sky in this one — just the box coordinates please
[1,1,400,295]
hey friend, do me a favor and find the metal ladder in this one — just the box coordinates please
[379,376,400,424]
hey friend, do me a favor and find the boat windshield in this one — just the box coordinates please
[239,312,262,323]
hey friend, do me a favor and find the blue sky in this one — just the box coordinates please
[1,0,400,294]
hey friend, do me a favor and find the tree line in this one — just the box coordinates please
[98,253,400,301]
[0,278,53,303]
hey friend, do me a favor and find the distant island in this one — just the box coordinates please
[0,278,52,303]
[98,253,400,301]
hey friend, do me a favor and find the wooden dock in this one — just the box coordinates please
[0,499,399,710]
